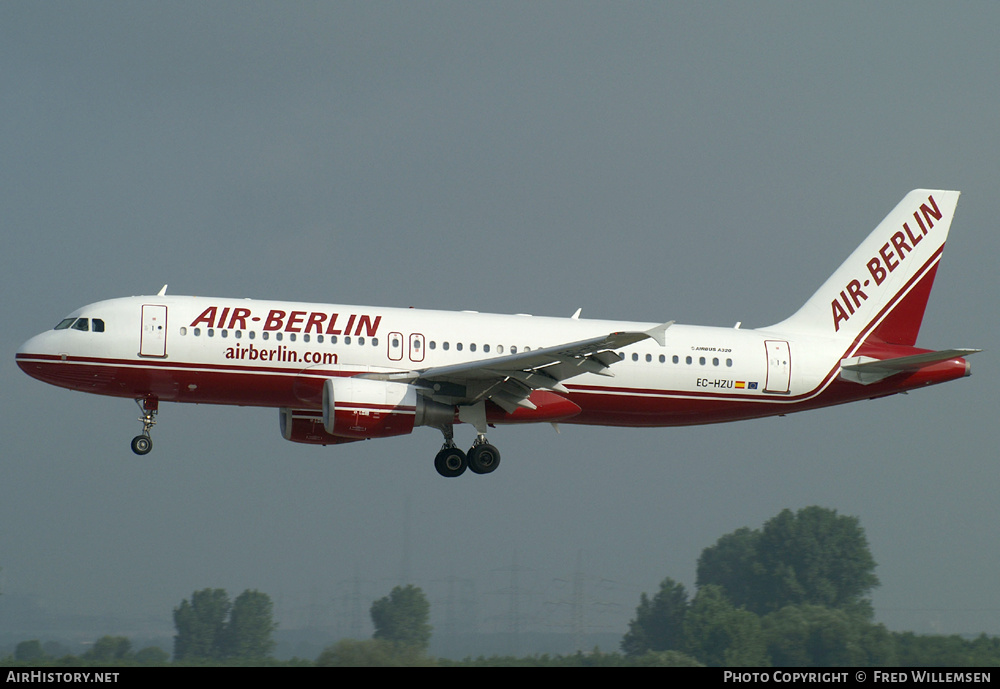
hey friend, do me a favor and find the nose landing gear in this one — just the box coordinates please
[131,394,158,455]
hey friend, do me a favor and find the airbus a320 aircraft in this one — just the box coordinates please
[17,190,978,477]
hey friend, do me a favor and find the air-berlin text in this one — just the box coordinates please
[831,195,942,332]
[190,306,381,337]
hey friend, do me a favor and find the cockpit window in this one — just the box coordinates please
[53,317,106,332]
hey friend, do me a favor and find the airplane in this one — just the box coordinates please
[16,189,979,477]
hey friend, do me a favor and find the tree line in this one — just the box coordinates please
[3,507,999,666]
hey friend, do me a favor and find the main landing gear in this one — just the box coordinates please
[433,426,501,478]
[131,394,158,456]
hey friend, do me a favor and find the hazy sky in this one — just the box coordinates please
[2,2,997,648]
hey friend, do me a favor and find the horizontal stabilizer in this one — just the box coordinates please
[840,348,980,385]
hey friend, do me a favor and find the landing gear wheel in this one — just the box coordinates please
[468,443,501,475]
[131,434,152,455]
[435,447,468,478]
[434,447,469,478]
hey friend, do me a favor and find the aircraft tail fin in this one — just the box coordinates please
[769,189,960,346]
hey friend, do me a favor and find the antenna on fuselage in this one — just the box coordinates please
[157,285,168,296]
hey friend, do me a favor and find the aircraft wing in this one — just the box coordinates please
[363,322,672,413]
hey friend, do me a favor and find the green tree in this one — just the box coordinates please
[173,588,231,660]
[370,584,432,651]
[315,638,436,667]
[698,506,879,616]
[763,605,896,666]
[221,589,278,659]
[621,577,689,656]
[695,527,762,608]
[892,631,1000,667]
[133,646,171,665]
[84,635,132,662]
[630,650,704,667]
[682,585,768,667]
[14,640,46,662]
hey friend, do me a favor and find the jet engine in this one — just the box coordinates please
[279,408,364,446]
[322,377,454,439]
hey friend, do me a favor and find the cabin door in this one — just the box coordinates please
[140,304,168,357]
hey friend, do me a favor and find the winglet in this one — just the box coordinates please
[645,321,674,346]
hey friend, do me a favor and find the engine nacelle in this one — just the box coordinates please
[279,408,364,446]
[322,377,454,440]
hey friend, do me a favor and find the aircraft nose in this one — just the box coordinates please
[15,330,62,378]
[17,331,50,357]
